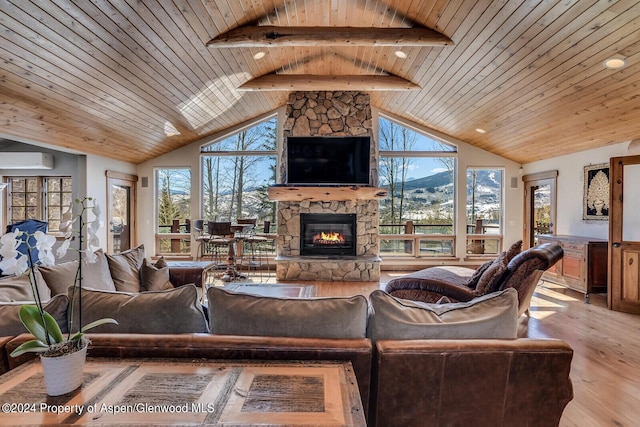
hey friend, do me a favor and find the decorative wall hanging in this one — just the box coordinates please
[583,163,609,220]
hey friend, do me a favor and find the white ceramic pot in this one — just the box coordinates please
[40,344,88,396]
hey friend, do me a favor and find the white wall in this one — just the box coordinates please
[524,141,632,240]
[85,154,137,249]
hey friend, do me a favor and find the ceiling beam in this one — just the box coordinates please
[237,74,420,91]
[207,25,453,48]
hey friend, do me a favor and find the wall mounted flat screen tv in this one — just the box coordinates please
[286,136,371,185]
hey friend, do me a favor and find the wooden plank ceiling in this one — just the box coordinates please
[1,0,639,165]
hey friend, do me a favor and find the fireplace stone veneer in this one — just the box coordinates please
[275,199,380,281]
[273,90,381,282]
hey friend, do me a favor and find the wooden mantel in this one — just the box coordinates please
[268,186,387,202]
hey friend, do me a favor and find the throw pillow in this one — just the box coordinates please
[466,259,494,289]
[366,288,518,341]
[140,257,173,291]
[0,270,50,302]
[38,249,116,296]
[0,294,69,336]
[69,284,208,334]
[475,251,509,295]
[506,240,523,262]
[106,244,145,293]
[207,287,368,339]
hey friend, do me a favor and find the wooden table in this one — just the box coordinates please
[0,358,366,426]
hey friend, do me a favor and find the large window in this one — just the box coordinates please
[466,168,503,256]
[378,116,457,258]
[201,117,277,229]
[4,176,72,233]
[155,168,191,255]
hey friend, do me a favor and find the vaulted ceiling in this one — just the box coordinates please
[1,0,639,165]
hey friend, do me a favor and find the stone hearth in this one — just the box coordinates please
[273,91,381,282]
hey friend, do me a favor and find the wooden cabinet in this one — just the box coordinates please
[537,235,608,302]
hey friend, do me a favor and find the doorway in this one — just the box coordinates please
[609,155,640,314]
[523,171,557,249]
[106,171,137,254]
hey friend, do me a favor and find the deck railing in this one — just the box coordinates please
[154,219,502,258]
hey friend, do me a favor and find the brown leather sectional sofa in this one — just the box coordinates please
[1,333,573,426]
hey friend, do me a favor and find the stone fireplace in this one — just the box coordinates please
[270,91,383,282]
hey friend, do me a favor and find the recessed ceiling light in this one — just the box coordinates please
[394,50,407,59]
[253,51,266,60]
[603,57,627,69]
[475,128,486,134]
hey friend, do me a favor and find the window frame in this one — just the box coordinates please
[154,167,193,256]
[200,115,278,225]
[465,167,505,258]
[377,114,458,259]
[3,176,73,234]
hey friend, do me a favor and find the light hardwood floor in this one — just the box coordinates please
[238,270,640,427]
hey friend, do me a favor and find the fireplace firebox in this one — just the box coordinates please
[300,213,356,256]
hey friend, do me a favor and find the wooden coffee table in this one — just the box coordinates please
[0,358,366,426]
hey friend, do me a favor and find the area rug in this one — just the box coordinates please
[223,283,317,298]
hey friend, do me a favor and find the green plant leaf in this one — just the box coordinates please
[18,305,64,344]
[81,318,118,332]
[69,318,118,341]
[9,339,50,357]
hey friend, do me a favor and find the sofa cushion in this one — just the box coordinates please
[140,258,173,291]
[0,294,69,335]
[0,270,50,302]
[367,288,518,341]
[467,240,522,294]
[106,245,145,293]
[506,240,523,261]
[38,249,116,296]
[207,287,368,339]
[466,259,493,289]
[69,284,208,334]
[475,251,509,295]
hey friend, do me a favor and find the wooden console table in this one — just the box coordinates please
[537,234,608,302]
[0,358,366,426]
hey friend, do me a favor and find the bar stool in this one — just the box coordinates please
[206,222,233,270]
[192,219,208,260]
[238,219,271,282]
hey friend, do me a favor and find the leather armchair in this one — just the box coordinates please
[385,243,564,316]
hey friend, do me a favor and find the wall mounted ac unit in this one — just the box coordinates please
[0,152,54,169]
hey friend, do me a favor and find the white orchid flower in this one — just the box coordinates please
[91,201,101,219]
[59,204,75,235]
[34,230,57,267]
[83,247,98,263]
[0,252,28,276]
[0,231,29,275]
[87,227,100,250]
[56,238,71,258]
[0,241,18,259]
[34,230,56,252]
[88,218,100,235]
[38,248,56,266]
[0,230,21,255]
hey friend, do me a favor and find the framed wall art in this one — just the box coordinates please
[583,163,609,220]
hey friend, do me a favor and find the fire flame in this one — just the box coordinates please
[313,231,345,244]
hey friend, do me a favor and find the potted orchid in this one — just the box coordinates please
[0,197,117,396]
